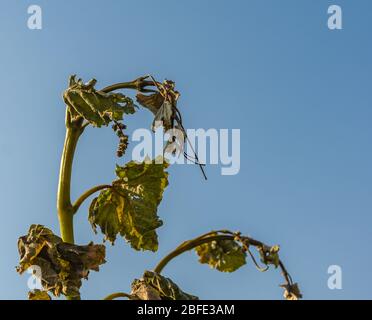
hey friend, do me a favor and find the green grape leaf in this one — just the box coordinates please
[195,234,246,272]
[89,158,169,251]
[28,290,51,300]
[131,271,198,300]
[63,75,135,127]
[88,192,122,244]
[16,225,106,299]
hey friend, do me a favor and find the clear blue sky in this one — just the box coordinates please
[0,0,371,300]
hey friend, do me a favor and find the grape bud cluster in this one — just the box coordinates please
[112,121,129,157]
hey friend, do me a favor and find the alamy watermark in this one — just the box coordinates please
[26,4,343,31]
[327,265,342,290]
[27,5,42,30]
[131,124,240,176]
[328,5,342,30]
[26,265,43,290]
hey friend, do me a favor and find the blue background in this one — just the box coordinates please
[0,0,371,299]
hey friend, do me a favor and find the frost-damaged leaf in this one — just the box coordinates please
[16,224,106,299]
[131,271,198,300]
[28,289,51,300]
[136,92,164,115]
[281,283,302,300]
[258,245,280,268]
[89,158,169,251]
[195,234,246,272]
[63,75,135,127]
[136,79,180,132]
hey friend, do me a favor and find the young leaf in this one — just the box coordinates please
[195,234,246,272]
[63,75,135,127]
[16,225,106,299]
[131,271,198,300]
[89,158,169,251]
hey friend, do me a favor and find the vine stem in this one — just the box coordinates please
[56,77,151,299]
[153,231,294,289]
[56,110,85,300]
[72,184,112,214]
[55,78,156,300]
[57,76,155,236]
[154,234,237,274]
[57,111,84,245]
[100,78,157,94]
[103,292,132,300]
